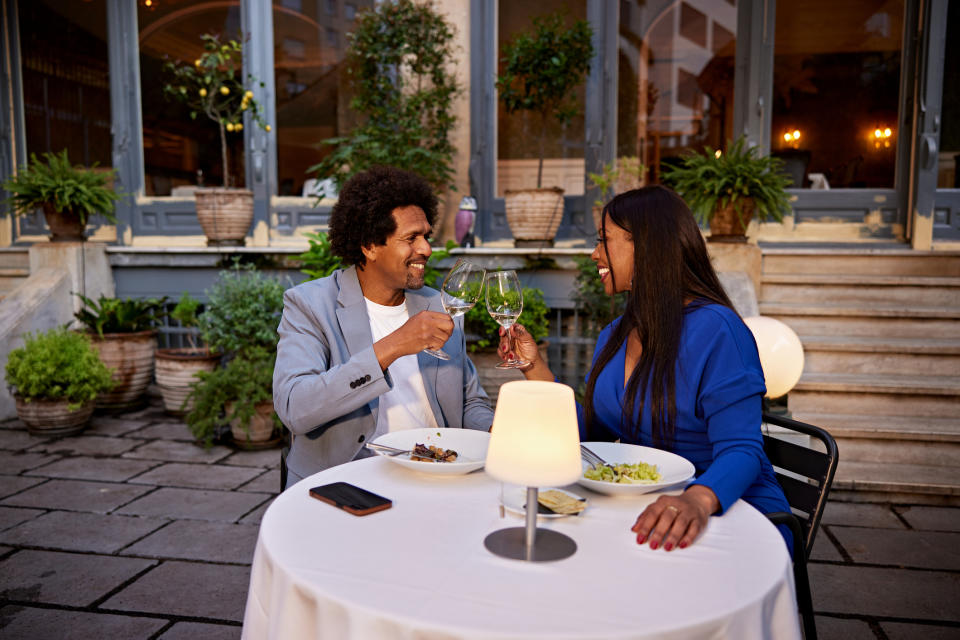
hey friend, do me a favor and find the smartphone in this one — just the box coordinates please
[309,482,392,516]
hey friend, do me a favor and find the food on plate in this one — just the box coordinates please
[537,490,587,515]
[410,443,458,463]
[583,461,662,484]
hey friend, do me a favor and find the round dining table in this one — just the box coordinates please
[241,456,801,640]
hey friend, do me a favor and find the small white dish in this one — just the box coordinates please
[576,442,696,496]
[370,428,489,476]
[500,487,588,518]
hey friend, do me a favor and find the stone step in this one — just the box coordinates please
[762,275,960,306]
[761,249,960,277]
[0,268,30,295]
[789,373,960,418]
[761,302,960,337]
[800,336,960,376]
[793,411,960,442]
[830,460,960,506]
[0,248,29,269]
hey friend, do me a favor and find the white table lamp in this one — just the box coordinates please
[483,380,582,562]
[744,316,805,399]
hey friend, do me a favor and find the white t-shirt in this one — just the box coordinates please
[364,297,439,440]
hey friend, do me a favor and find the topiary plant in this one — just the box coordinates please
[5,327,114,409]
[198,261,286,356]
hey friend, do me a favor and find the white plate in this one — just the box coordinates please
[370,428,489,476]
[575,442,696,496]
[501,487,588,518]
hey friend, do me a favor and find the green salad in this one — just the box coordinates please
[583,462,662,484]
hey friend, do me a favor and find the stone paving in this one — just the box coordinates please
[0,400,957,639]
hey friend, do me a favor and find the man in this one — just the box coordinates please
[274,166,494,488]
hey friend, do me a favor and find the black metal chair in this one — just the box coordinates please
[761,413,839,640]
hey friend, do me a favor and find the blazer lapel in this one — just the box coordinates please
[335,267,380,421]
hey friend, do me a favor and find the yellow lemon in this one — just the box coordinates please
[194,59,202,68]
[219,86,230,96]
[235,123,243,131]
[198,88,207,97]
[265,125,272,132]
[244,91,253,99]
[226,123,235,132]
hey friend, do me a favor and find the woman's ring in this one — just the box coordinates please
[665,505,679,513]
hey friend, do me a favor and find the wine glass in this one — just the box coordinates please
[423,258,486,360]
[484,270,530,370]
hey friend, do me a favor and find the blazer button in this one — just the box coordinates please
[358,434,365,443]
[349,381,357,389]
[364,374,371,382]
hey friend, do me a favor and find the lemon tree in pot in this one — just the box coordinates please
[74,294,167,411]
[587,157,645,233]
[5,327,114,436]
[662,136,792,242]
[185,262,285,448]
[496,11,593,247]
[2,150,121,241]
[155,292,220,416]
[164,33,268,246]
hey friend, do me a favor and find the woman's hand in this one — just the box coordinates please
[630,485,720,551]
[497,324,554,382]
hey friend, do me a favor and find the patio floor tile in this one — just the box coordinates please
[128,421,195,441]
[829,526,960,570]
[102,561,250,622]
[87,416,158,437]
[123,520,259,564]
[239,498,273,525]
[24,456,158,482]
[0,479,153,514]
[236,469,280,494]
[820,502,905,529]
[0,549,155,606]
[221,449,282,468]
[157,621,241,639]
[812,615,876,640]
[0,605,167,640]
[122,440,233,464]
[895,505,960,532]
[128,463,262,490]
[0,430,49,451]
[0,511,167,554]
[881,621,960,640]
[0,506,45,532]
[809,530,844,562]
[0,476,45,499]
[0,451,60,475]
[810,564,960,621]
[116,487,268,522]
[27,435,139,457]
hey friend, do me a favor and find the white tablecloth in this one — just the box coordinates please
[242,457,800,640]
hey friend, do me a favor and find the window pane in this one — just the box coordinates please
[139,2,242,195]
[19,0,111,166]
[497,1,587,197]
[273,0,372,196]
[938,1,960,189]
[617,1,738,185]
[772,1,904,189]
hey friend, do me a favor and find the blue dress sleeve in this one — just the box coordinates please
[687,313,768,514]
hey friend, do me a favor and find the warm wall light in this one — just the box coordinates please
[783,130,802,148]
[714,149,722,158]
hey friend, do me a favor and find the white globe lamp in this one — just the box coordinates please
[743,316,805,399]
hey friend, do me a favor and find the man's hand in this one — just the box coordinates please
[374,311,454,370]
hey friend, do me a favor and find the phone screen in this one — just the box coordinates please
[309,482,392,516]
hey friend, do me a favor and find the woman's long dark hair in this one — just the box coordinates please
[583,185,735,447]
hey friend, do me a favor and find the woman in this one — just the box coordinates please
[502,185,790,552]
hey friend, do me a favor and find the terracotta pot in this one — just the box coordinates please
[228,400,277,447]
[155,348,221,415]
[194,187,254,246]
[708,198,755,242]
[504,187,565,248]
[42,204,86,242]
[15,396,94,437]
[89,330,157,411]
[469,342,550,406]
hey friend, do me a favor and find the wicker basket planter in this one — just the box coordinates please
[708,198,755,243]
[90,330,157,411]
[194,187,254,246]
[228,400,279,449]
[15,396,95,437]
[504,187,565,248]
[155,348,220,415]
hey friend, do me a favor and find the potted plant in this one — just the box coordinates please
[185,262,285,447]
[5,327,114,436]
[155,292,220,416]
[308,0,460,195]
[496,11,593,247]
[164,34,268,245]
[74,294,167,411]
[464,286,550,403]
[662,136,792,242]
[587,157,645,232]
[2,150,121,241]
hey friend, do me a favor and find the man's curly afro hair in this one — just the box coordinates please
[328,166,438,267]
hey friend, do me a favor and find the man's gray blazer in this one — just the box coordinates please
[273,266,494,485]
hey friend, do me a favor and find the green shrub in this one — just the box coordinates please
[74,294,168,337]
[2,150,121,224]
[464,286,550,351]
[168,291,203,350]
[198,262,286,356]
[5,327,114,408]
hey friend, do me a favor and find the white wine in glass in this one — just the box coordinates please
[423,258,486,360]
[484,270,529,370]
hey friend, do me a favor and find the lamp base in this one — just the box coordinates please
[484,527,577,562]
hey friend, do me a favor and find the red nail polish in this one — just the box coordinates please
[679,541,688,549]
[664,542,673,551]
[650,541,658,550]
[637,535,646,544]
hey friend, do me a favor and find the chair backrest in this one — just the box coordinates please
[761,413,839,559]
